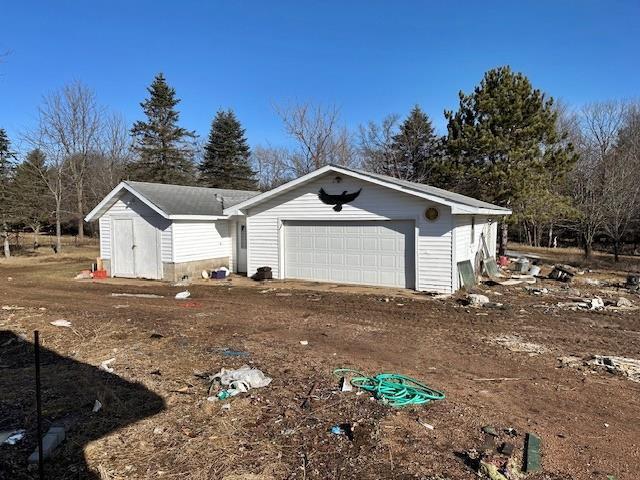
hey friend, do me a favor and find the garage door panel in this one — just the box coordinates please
[284,220,415,289]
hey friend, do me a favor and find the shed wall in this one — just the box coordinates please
[171,220,232,263]
[98,191,172,262]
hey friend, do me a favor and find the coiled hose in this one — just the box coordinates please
[333,368,445,408]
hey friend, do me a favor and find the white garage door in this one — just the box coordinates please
[284,220,415,288]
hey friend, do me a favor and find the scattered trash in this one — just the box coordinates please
[113,304,129,309]
[333,368,445,408]
[201,270,210,279]
[528,265,541,277]
[418,420,434,430]
[99,358,116,373]
[209,365,272,398]
[330,423,354,441]
[589,297,605,310]
[525,286,548,295]
[549,264,577,282]
[1,429,26,445]
[2,305,25,311]
[92,399,103,413]
[479,461,509,480]
[111,293,164,299]
[276,292,292,297]
[299,340,309,346]
[339,376,353,392]
[504,427,518,437]
[50,319,72,328]
[28,425,66,463]
[625,273,639,291]
[589,355,640,382]
[467,294,490,306]
[219,347,250,357]
[175,290,191,300]
[150,332,164,339]
[500,442,515,456]
[616,297,634,308]
[153,426,164,435]
[481,425,499,437]
[524,432,542,472]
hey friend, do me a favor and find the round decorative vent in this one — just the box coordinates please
[425,207,439,221]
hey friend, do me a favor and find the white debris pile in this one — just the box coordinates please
[590,356,640,383]
[208,365,272,399]
[490,334,549,355]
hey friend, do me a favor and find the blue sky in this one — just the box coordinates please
[1,1,639,154]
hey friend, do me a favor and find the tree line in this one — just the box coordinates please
[1,66,639,260]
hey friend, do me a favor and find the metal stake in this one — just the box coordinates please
[34,330,44,479]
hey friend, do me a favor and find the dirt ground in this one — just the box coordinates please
[1,247,639,479]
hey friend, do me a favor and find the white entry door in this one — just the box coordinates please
[284,220,415,288]
[237,221,247,273]
[132,218,160,279]
[112,217,161,279]
[113,218,135,277]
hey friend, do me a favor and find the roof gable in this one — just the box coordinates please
[223,165,511,215]
[85,181,260,221]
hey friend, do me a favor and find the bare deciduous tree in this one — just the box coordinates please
[251,145,293,191]
[275,102,356,175]
[37,82,103,240]
[601,104,640,260]
[358,114,400,174]
[568,101,627,258]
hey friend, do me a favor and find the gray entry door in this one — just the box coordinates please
[112,217,161,279]
[284,220,415,288]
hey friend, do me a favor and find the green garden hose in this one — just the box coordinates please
[333,368,445,408]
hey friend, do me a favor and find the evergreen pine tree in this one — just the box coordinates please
[128,73,197,184]
[444,66,576,254]
[0,128,17,257]
[389,106,442,182]
[11,149,51,237]
[199,110,257,190]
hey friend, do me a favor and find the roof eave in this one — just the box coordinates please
[168,215,228,221]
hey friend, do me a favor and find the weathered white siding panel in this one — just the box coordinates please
[99,191,172,262]
[172,220,231,263]
[229,219,237,272]
[247,173,454,293]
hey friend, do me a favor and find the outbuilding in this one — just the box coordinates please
[84,181,259,281]
[87,165,510,292]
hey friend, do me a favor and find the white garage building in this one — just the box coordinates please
[86,165,510,292]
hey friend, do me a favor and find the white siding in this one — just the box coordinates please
[246,173,454,293]
[172,220,232,263]
[453,215,498,288]
[229,219,237,272]
[98,191,172,263]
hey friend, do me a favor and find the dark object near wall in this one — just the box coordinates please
[251,266,273,281]
[318,188,362,212]
[626,273,640,290]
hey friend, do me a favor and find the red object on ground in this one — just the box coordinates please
[92,270,108,279]
[498,256,510,266]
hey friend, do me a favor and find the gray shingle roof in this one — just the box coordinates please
[125,181,260,216]
[335,165,510,212]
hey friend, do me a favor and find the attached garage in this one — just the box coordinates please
[284,220,415,288]
[224,165,511,293]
